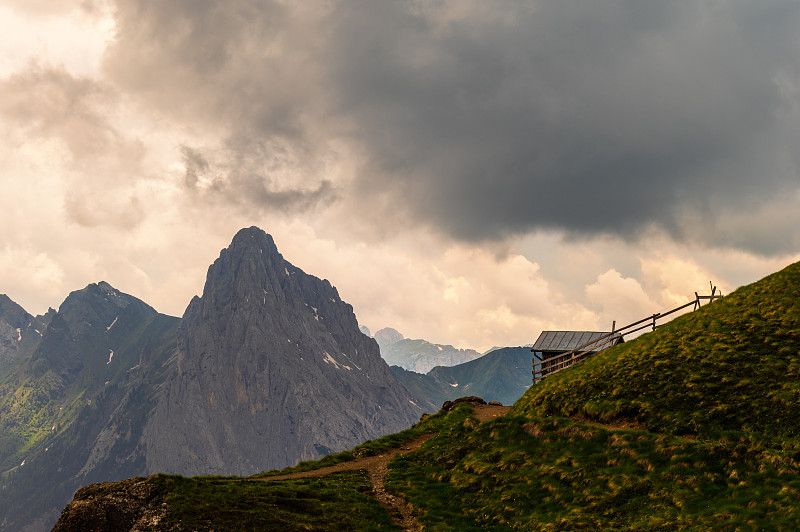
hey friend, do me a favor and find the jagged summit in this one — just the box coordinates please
[57,282,157,336]
[230,225,281,253]
[0,294,44,365]
[145,226,423,476]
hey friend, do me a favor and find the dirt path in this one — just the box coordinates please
[254,404,511,531]
[472,404,512,422]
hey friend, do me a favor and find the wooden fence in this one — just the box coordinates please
[532,283,722,384]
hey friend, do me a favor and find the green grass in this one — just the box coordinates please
[151,471,400,531]
[386,414,800,530]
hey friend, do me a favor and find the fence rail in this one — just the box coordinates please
[532,283,722,384]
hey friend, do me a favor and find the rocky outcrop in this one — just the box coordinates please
[144,227,423,476]
[51,477,166,532]
[440,396,486,412]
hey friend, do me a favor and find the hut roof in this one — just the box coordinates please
[531,330,623,353]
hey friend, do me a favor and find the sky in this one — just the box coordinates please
[1,0,799,352]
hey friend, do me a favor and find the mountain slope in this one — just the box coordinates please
[383,259,800,529]
[388,365,451,412]
[389,347,533,410]
[144,227,422,476]
[428,347,532,405]
[514,260,800,437]
[0,283,179,531]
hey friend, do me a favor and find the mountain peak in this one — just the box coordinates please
[148,227,422,476]
[229,226,280,256]
[374,327,404,348]
[0,293,30,326]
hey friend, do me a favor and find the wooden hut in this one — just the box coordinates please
[531,330,624,382]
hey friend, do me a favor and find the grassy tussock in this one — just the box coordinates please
[386,415,800,530]
[151,471,399,531]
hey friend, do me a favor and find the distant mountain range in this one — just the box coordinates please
[389,347,533,411]
[0,227,425,531]
[362,326,532,410]
[370,327,484,374]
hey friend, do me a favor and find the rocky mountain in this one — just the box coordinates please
[389,346,533,410]
[0,226,423,531]
[0,282,179,531]
[375,328,484,374]
[373,327,404,348]
[144,227,423,476]
[426,347,532,405]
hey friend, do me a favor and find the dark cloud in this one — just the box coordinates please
[105,0,337,215]
[328,1,800,249]
[179,144,337,214]
[104,0,800,254]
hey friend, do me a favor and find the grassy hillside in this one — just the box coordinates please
[514,260,800,438]
[150,472,399,531]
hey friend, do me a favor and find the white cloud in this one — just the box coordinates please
[0,3,114,78]
[270,227,598,351]
[585,269,655,328]
[0,247,65,312]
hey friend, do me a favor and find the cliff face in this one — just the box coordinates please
[144,227,422,476]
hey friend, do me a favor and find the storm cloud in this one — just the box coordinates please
[99,0,800,254]
[2,0,799,348]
